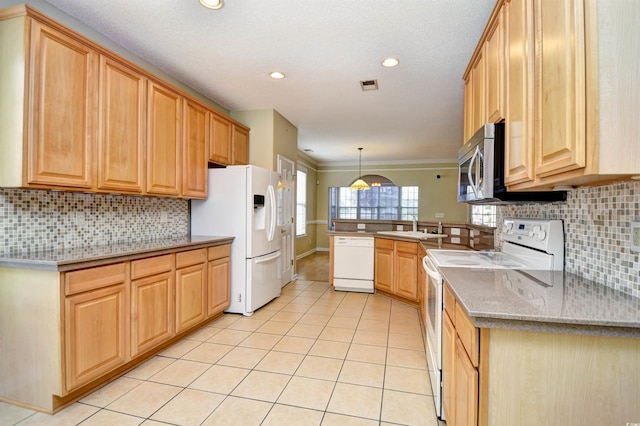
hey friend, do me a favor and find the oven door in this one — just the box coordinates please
[423,254,444,419]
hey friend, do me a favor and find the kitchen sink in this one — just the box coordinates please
[376,231,448,240]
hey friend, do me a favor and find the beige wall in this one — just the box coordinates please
[315,163,469,249]
[231,109,298,172]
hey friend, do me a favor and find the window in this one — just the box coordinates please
[471,205,497,227]
[296,169,307,236]
[329,186,419,224]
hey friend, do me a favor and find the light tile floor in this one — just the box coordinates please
[2,280,444,426]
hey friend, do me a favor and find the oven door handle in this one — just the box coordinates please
[422,255,442,281]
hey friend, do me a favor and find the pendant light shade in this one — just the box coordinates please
[350,148,370,190]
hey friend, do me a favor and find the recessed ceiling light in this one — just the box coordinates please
[269,71,286,79]
[381,57,399,67]
[199,0,224,10]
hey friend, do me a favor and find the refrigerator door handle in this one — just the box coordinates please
[267,184,276,242]
[254,251,281,264]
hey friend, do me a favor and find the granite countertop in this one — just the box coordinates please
[441,267,640,338]
[0,235,234,272]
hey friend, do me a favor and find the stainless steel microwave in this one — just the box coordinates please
[457,123,567,204]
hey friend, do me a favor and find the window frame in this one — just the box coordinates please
[296,168,307,237]
[329,186,419,223]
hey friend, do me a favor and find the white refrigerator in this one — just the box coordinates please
[191,165,281,316]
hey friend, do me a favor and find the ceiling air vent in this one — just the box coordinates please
[360,79,378,91]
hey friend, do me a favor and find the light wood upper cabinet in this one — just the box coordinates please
[504,0,535,185]
[98,55,146,193]
[146,80,182,196]
[533,0,586,178]
[210,114,232,165]
[182,99,209,198]
[466,0,640,190]
[470,53,485,137]
[484,5,505,124]
[232,125,250,165]
[0,6,250,198]
[27,20,98,189]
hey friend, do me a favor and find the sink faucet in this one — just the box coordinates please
[412,216,418,232]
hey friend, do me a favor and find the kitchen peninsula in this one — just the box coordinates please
[0,236,233,413]
[441,267,640,426]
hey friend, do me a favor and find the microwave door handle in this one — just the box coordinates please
[467,148,479,197]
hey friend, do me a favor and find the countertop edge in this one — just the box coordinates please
[0,236,235,272]
[443,268,640,337]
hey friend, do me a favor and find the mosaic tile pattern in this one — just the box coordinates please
[497,181,640,298]
[0,189,189,255]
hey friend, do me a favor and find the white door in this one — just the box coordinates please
[277,155,295,287]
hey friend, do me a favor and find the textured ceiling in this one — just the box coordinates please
[42,0,495,165]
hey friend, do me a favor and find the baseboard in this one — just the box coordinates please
[296,247,329,260]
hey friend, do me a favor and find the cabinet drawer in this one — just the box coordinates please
[131,254,173,279]
[395,240,417,254]
[208,244,230,260]
[65,263,127,296]
[444,284,456,321]
[375,238,393,250]
[176,248,207,269]
[455,302,479,367]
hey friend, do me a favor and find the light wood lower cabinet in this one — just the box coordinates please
[175,249,207,332]
[64,263,129,392]
[0,243,233,413]
[207,245,231,317]
[130,255,175,358]
[374,238,419,304]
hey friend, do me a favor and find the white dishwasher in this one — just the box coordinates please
[333,236,374,293]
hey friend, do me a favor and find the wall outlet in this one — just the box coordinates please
[435,212,444,218]
[357,223,366,230]
[397,225,404,231]
[75,211,85,226]
[160,211,168,223]
[631,221,640,253]
[451,228,461,236]
[451,237,461,244]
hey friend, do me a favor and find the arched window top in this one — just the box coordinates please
[348,174,395,187]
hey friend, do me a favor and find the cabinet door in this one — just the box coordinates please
[374,244,394,293]
[98,55,145,193]
[463,75,473,143]
[65,283,128,391]
[455,337,479,426]
[484,5,505,123]
[504,0,535,185]
[27,20,98,189]
[533,0,586,177]
[210,114,232,165]
[231,125,249,165]
[147,80,181,196]
[208,257,230,317]
[395,250,418,301]
[182,99,209,198]
[131,271,174,357]
[471,52,485,135]
[176,262,207,332]
[442,311,456,425]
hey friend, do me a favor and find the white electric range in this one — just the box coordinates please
[422,218,565,420]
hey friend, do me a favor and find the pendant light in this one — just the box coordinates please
[350,148,370,190]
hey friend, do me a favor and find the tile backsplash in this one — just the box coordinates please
[497,180,640,298]
[0,188,189,255]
